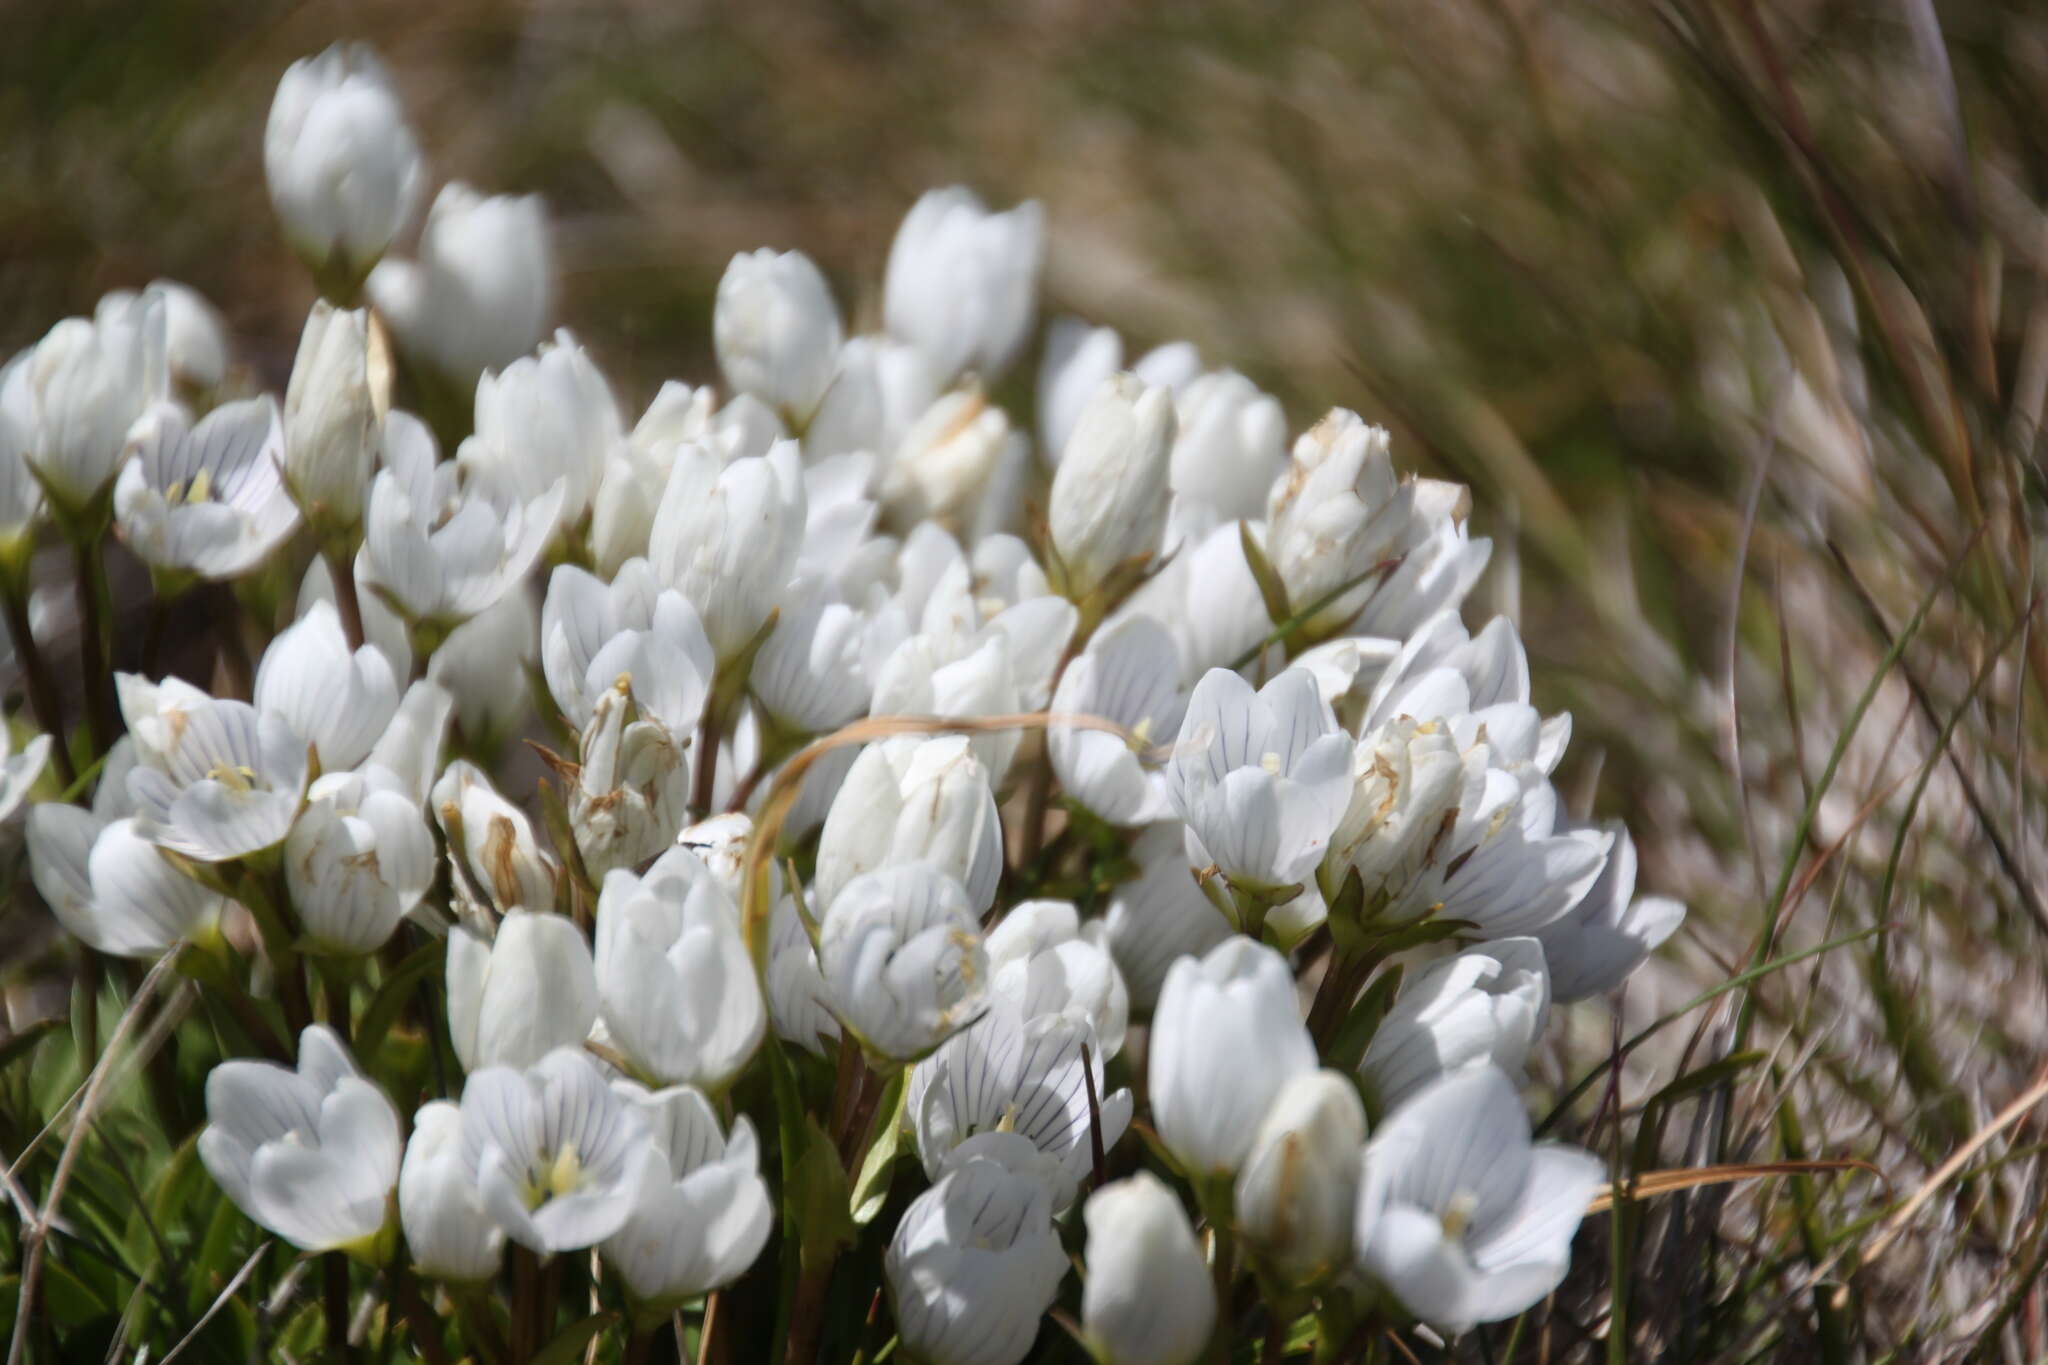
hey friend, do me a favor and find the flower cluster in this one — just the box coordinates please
[0,39,1687,1363]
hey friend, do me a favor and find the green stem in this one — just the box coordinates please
[324,1252,358,1364]
[0,577,75,786]
[70,535,115,757]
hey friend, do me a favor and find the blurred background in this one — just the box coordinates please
[7,0,2048,1356]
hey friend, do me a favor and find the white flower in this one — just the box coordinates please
[459,1048,662,1254]
[360,412,562,631]
[263,43,424,279]
[1167,370,1286,541]
[1234,1069,1368,1284]
[1327,716,1466,909]
[910,991,1131,1211]
[1149,936,1317,1178]
[1081,1172,1216,1365]
[814,735,1002,915]
[601,1083,772,1309]
[1354,1067,1604,1334]
[446,911,595,1073]
[432,760,559,914]
[873,631,1026,783]
[767,891,841,1057]
[594,852,765,1092]
[571,676,692,879]
[1164,668,1353,896]
[881,387,1014,534]
[1047,373,1175,601]
[540,559,662,729]
[885,1134,1069,1365]
[819,862,989,1063]
[256,600,400,772]
[1037,318,1124,464]
[200,1025,400,1257]
[363,678,454,806]
[428,587,540,750]
[1101,822,1233,1011]
[29,809,228,958]
[1532,823,1686,1003]
[1130,519,1275,681]
[1261,410,1436,639]
[0,350,49,551]
[27,292,169,515]
[0,722,49,825]
[464,329,621,532]
[115,396,298,580]
[749,587,874,737]
[714,248,843,424]
[807,336,937,460]
[368,183,553,383]
[285,767,435,955]
[122,691,308,863]
[146,280,232,391]
[985,900,1129,1059]
[648,441,806,662]
[1359,939,1549,1113]
[1048,613,1187,826]
[399,1100,505,1282]
[282,300,381,542]
[884,187,1044,384]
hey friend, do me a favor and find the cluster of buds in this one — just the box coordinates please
[0,38,1686,1364]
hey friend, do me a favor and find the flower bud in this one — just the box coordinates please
[1081,1172,1215,1365]
[1149,936,1316,1178]
[27,293,169,515]
[256,600,400,771]
[399,1100,505,1282]
[814,735,1002,914]
[1234,1069,1367,1284]
[367,183,552,383]
[445,911,597,1073]
[432,760,559,913]
[885,1135,1068,1365]
[264,43,424,284]
[884,186,1043,384]
[820,862,988,1063]
[283,300,380,539]
[882,387,1012,534]
[714,249,843,424]
[463,329,622,528]
[807,336,937,460]
[1047,373,1174,602]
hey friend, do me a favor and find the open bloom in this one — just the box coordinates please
[1082,1172,1216,1365]
[910,991,1132,1211]
[360,413,562,632]
[29,808,230,958]
[446,911,596,1073]
[1533,823,1687,1002]
[1149,936,1317,1178]
[1354,1066,1604,1334]
[885,1134,1069,1365]
[1101,822,1234,1011]
[1359,939,1549,1114]
[594,852,765,1092]
[1164,667,1352,895]
[400,1100,505,1282]
[200,1025,400,1258]
[121,688,308,862]
[602,1083,773,1311]
[885,186,1044,384]
[368,183,553,384]
[715,248,843,424]
[263,43,423,279]
[1048,613,1186,826]
[459,1048,662,1255]
[115,395,299,580]
[820,862,989,1063]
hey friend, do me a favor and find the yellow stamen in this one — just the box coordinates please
[1259,751,1282,776]
[1440,1190,1479,1241]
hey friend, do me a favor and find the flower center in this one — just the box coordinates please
[1439,1189,1479,1241]
[205,762,261,792]
[165,467,214,505]
[524,1142,585,1208]
[1259,750,1282,775]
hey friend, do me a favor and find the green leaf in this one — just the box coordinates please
[531,1311,620,1365]
[850,1068,910,1224]
[789,1116,857,1261]
[1325,963,1403,1076]
[41,1257,113,1327]
[353,938,443,1069]
[1238,520,1294,631]
[0,1017,59,1075]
